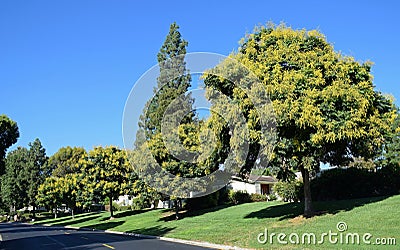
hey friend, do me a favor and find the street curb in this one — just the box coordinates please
[34,223,247,249]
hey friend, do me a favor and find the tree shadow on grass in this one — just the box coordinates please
[244,196,389,220]
[35,212,99,224]
[83,220,125,231]
[158,204,233,222]
[125,225,176,236]
[114,209,150,218]
[51,213,103,226]
[98,209,151,222]
[100,209,155,221]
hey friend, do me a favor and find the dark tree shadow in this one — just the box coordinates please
[34,212,99,224]
[51,214,103,226]
[98,209,150,222]
[159,204,233,222]
[244,196,389,220]
[83,220,125,231]
[114,209,150,218]
[125,225,176,236]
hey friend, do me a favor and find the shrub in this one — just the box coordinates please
[186,192,219,210]
[228,190,251,204]
[112,202,121,212]
[250,193,268,202]
[311,167,400,201]
[267,193,278,201]
[185,187,230,210]
[131,196,151,210]
[274,180,303,202]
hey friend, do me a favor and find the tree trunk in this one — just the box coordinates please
[54,208,57,219]
[109,195,114,219]
[301,167,313,217]
[175,198,181,220]
[71,207,75,219]
[32,205,36,219]
[152,199,159,210]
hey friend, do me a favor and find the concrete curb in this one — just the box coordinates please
[34,223,247,249]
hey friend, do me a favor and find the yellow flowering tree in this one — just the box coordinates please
[204,24,397,217]
[82,146,130,219]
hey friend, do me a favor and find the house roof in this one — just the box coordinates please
[232,174,277,183]
[248,174,276,183]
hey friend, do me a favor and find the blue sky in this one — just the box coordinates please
[1,0,399,156]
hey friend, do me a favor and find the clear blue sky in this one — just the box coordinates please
[1,0,399,156]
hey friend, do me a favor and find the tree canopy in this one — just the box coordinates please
[204,23,397,216]
[1,147,29,211]
[81,146,130,218]
[47,146,87,177]
[0,115,19,175]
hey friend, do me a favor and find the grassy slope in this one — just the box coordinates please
[34,195,400,249]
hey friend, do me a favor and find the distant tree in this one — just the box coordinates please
[37,177,62,218]
[0,115,19,175]
[82,146,129,219]
[348,156,376,170]
[24,138,47,218]
[1,147,29,212]
[204,24,397,217]
[57,173,80,218]
[383,111,400,169]
[47,146,87,177]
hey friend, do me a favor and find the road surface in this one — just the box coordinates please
[0,223,210,250]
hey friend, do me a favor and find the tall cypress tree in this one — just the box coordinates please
[140,22,193,139]
[25,138,47,218]
[134,23,201,218]
[1,147,29,213]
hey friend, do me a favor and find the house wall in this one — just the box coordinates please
[229,180,257,194]
[115,195,133,206]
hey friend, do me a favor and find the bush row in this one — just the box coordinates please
[311,166,400,201]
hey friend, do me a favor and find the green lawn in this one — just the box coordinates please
[34,195,400,249]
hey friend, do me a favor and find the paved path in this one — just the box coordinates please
[0,223,210,250]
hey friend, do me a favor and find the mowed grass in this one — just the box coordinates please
[34,195,400,249]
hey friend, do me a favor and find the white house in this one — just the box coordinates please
[228,174,277,195]
[114,195,133,206]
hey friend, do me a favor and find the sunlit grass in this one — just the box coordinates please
[34,195,400,249]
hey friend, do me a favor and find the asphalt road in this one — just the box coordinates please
[0,223,211,250]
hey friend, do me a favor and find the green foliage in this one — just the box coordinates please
[38,145,142,218]
[274,180,303,202]
[204,23,397,216]
[250,193,268,202]
[0,115,19,175]
[25,138,48,211]
[185,189,230,210]
[228,190,251,204]
[2,138,47,214]
[1,147,29,210]
[311,167,400,201]
[128,173,160,209]
[36,177,62,215]
[267,193,277,201]
[133,22,220,201]
[383,112,400,168]
[131,196,151,210]
[140,22,192,139]
[81,146,130,218]
[112,202,131,212]
[47,146,87,177]
[348,156,376,170]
